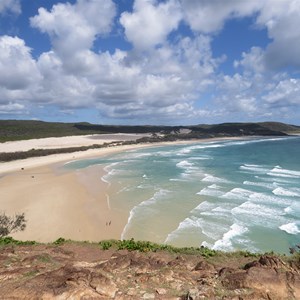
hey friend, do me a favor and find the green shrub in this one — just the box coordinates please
[99,240,113,250]
[53,237,67,245]
[0,236,36,245]
[98,238,219,257]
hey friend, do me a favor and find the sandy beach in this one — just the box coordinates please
[0,164,120,242]
[0,141,160,242]
[0,135,241,243]
[0,134,172,242]
[0,133,149,153]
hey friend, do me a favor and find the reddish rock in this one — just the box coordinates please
[0,244,299,299]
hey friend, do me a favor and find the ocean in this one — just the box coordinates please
[65,136,300,254]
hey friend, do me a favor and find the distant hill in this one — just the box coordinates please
[257,121,300,133]
[0,120,299,142]
[190,122,300,136]
[0,120,181,142]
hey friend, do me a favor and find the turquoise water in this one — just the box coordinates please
[65,136,300,254]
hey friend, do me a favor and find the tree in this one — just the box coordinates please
[0,213,26,237]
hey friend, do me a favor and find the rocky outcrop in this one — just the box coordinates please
[0,243,299,299]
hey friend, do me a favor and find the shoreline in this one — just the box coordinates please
[0,136,248,175]
[0,136,259,243]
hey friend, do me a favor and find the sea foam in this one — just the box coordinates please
[212,223,248,251]
[176,160,194,168]
[268,166,300,178]
[243,180,277,189]
[202,174,230,184]
[197,185,224,197]
[279,223,300,235]
[240,164,270,174]
[121,189,170,240]
[272,187,300,197]
[221,188,253,202]
[231,201,286,227]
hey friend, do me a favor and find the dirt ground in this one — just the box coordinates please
[0,242,299,299]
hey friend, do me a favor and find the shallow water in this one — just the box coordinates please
[65,136,300,254]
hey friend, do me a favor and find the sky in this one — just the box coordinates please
[0,0,300,125]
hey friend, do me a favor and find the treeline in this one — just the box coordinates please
[0,127,288,162]
[0,142,113,162]
[1,120,299,143]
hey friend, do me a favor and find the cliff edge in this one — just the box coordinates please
[0,239,299,299]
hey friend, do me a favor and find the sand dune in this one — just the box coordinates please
[0,133,149,153]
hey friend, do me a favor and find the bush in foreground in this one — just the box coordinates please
[99,238,219,257]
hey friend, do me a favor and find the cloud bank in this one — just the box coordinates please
[0,0,299,124]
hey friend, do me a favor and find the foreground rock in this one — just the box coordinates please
[0,243,299,299]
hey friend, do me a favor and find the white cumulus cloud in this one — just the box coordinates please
[256,0,300,69]
[0,35,40,91]
[120,0,182,50]
[263,78,300,106]
[0,0,299,123]
[30,0,116,59]
[180,0,262,33]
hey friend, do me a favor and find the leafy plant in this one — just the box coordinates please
[0,213,26,237]
[98,238,219,257]
[0,236,36,245]
[53,237,67,245]
[99,240,113,250]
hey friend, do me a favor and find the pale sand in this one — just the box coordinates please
[0,133,149,153]
[0,165,122,242]
[0,144,158,242]
[0,143,171,242]
[0,136,244,242]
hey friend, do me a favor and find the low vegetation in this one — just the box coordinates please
[1,235,299,264]
[1,120,299,143]
[1,121,300,162]
[99,238,219,257]
[0,142,113,162]
[0,236,37,246]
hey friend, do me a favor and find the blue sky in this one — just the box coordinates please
[0,0,299,125]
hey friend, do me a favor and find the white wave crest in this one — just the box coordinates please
[176,148,191,155]
[272,187,300,197]
[240,164,270,174]
[249,192,292,207]
[284,202,300,216]
[231,201,286,227]
[176,160,194,168]
[243,180,277,189]
[200,206,233,219]
[122,152,152,159]
[279,223,300,235]
[169,178,188,182]
[197,186,224,197]
[212,223,248,251]
[164,216,201,243]
[165,215,228,243]
[189,156,212,160]
[268,166,300,179]
[221,188,253,201]
[121,189,170,240]
[255,176,293,184]
[202,174,230,183]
